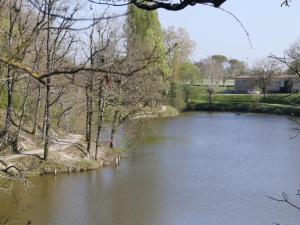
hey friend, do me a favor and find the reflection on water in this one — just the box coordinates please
[1,112,300,225]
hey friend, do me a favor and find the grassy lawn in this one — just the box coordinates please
[186,101,300,116]
[189,86,234,96]
[189,86,300,105]
[187,87,300,116]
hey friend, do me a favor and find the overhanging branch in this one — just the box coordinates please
[89,0,226,11]
[0,56,45,85]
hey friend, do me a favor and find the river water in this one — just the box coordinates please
[1,112,300,225]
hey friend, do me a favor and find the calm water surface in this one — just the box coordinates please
[1,112,300,225]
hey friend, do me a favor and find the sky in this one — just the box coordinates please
[158,0,300,65]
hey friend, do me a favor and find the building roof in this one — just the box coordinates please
[235,75,257,79]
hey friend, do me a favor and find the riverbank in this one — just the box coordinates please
[186,101,300,116]
[186,91,300,116]
[0,134,125,176]
[132,105,179,120]
[0,105,179,177]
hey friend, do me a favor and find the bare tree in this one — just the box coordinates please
[0,0,47,152]
[199,57,223,104]
[271,38,300,77]
[253,58,281,98]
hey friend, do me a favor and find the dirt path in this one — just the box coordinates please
[0,134,83,161]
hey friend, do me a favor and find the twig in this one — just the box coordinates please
[202,3,253,49]
[267,192,300,210]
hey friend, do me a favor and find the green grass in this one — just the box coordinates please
[189,93,260,104]
[186,101,300,117]
[189,86,234,97]
[213,94,259,103]
[0,89,7,108]
[187,86,300,116]
[189,86,300,106]
[157,105,179,117]
[260,94,300,105]
[0,89,22,110]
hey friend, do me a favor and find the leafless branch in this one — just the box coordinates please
[89,0,226,11]
[268,192,300,210]
[281,0,292,7]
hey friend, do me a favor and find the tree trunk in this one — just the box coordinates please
[263,86,267,99]
[86,76,94,155]
[43,78,51,160]
[85,86,90,142]
[86,28,95,155]
[109,110,119,149]
[32,83,41,135]
[16,78,31,143]
[44,4,51,161]
[208,89,213,105]
[3,11,14,139]
[95,83,106,159]
[4,66,14,135]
